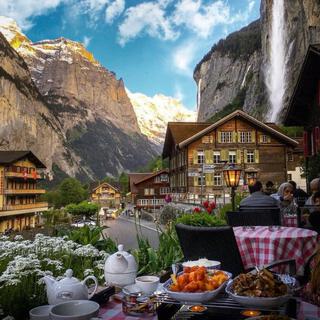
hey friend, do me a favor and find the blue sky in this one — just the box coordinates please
[0,0,260,110]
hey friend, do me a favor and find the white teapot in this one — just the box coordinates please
[104,244,137,287]
[42,269,98,305]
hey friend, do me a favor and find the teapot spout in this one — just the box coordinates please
[42,275,56,289]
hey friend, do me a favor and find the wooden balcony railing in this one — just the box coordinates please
[4,189,46,195]
[4,171,41,179]
[4,202,48,211]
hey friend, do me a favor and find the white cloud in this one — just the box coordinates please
[0,0,63,29]
[83,36,91,47]
[105,0,125,24]
[172,40,198,75]
[118,1,178,46]
[174,85,184,101]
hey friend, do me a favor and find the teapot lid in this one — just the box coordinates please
[105,244,137,274]
[59,269,80,285]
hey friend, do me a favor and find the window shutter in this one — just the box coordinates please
[194,176,198,186]
[205,173,213,186]
[221,149,228,161]
[193,150,198,164]
[217,131,221,143]
[255,149,260,163]
[205,150,213,164]
[238,132,242,143]
[204,150,210,164]
[259,135,263,143]
[267,136,271,143]
[251,130,256,143]
[244,149,247,163]
[236,149,242,164]
[232,131,237,143]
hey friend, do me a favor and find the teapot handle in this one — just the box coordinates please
[83,275,98,299]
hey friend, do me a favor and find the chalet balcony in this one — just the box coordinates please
[4,171,41,179]
[4,202,48,211]
[4,189,46,195]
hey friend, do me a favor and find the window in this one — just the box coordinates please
[261,135,268,143]
[197,175,206,186]
[160,174,168,181]
[160,187,170,194]
[240,131,252,143]
[144,188,155,195]
[213,173,222,186]
[287,174,292,181]
[247,151,255,163]
[198,151,204,164]
[287,152,293,162]
[221,132,232,143]
[229,151,236,164]
[213,151,221,164]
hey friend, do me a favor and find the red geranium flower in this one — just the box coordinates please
[210,201,216,209]
[203,200,209,208]
[193,207,201,213]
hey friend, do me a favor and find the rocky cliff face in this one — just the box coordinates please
[0,32,82,178]
[195,0,320,122]
[261,0,320,122]
[195,20,268,122]
[0,17,157,181]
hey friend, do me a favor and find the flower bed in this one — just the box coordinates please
[0,234,108,319]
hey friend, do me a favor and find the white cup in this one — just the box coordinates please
[29,305,52,320]
[135,275,160,295]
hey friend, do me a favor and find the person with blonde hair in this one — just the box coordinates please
[306,178,320,207]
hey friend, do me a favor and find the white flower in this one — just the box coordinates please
[84,269,94,277]
[13,235,23,241]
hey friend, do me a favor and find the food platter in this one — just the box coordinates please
[163,268,231,303]
[226,269,292,308]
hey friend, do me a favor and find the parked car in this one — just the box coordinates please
[71,219,96,227]
[105,208,117,219]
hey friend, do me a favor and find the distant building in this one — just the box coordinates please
[91,182,121,208]
[284,44,320,189]
[128,170,170,210]
[162,110,299,202]
[0,151,48,232]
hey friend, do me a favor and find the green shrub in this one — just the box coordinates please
[176,212,226,227]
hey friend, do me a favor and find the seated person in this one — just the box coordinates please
[305,178,320,212]
[264,180,276,195]
[288,180,308,207]
[308,210,320,233]
[271,182,297,216]
[240,181,278,208]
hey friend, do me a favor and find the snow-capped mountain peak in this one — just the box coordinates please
[127,90,196,145]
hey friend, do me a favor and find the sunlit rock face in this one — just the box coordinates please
[195,0,320,123]
[0,17,158,182]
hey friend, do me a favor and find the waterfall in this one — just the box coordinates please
[266,0,286,122]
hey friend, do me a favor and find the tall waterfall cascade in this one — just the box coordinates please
[266,0,286,122]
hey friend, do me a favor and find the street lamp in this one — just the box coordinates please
[223,164,242,211]
[245,169,258,186]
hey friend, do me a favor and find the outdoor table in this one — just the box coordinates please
[98,296,158,319]
[233,226,318,275]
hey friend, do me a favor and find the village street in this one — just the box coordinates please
[102,215,160,249]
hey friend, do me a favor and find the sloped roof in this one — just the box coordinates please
[0,151,46,168]
[162,122,210,158]
[92,182,120,193]
[178,110,298,148]
[128,173,153,193]
[134,169,169,185]
[284,44,320,126]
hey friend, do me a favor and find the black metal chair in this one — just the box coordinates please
[226,208,281,227]
[175,224,296,277]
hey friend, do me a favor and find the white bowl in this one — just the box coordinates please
[226,280,291,309]
[182,259,221,270]
[49,300,99,320]
[135,275,160,295]
[163,271,231,303]
[29,305,52,320]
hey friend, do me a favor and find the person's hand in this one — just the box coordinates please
[283,193,294,201]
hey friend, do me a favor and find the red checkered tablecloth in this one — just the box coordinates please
[283,215,298,227]
[233,226,318,275]
[98,297,157,320]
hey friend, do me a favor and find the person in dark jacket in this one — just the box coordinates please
[240,181,278,208]
[288,180,308,207]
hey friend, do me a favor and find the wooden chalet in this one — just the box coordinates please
[163,110,299,202]
[91,182,121,208]
[128,170,170,210]
[284,44,320,186]
[0,151,48,232]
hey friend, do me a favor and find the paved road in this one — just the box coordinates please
[102,216,160,249]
